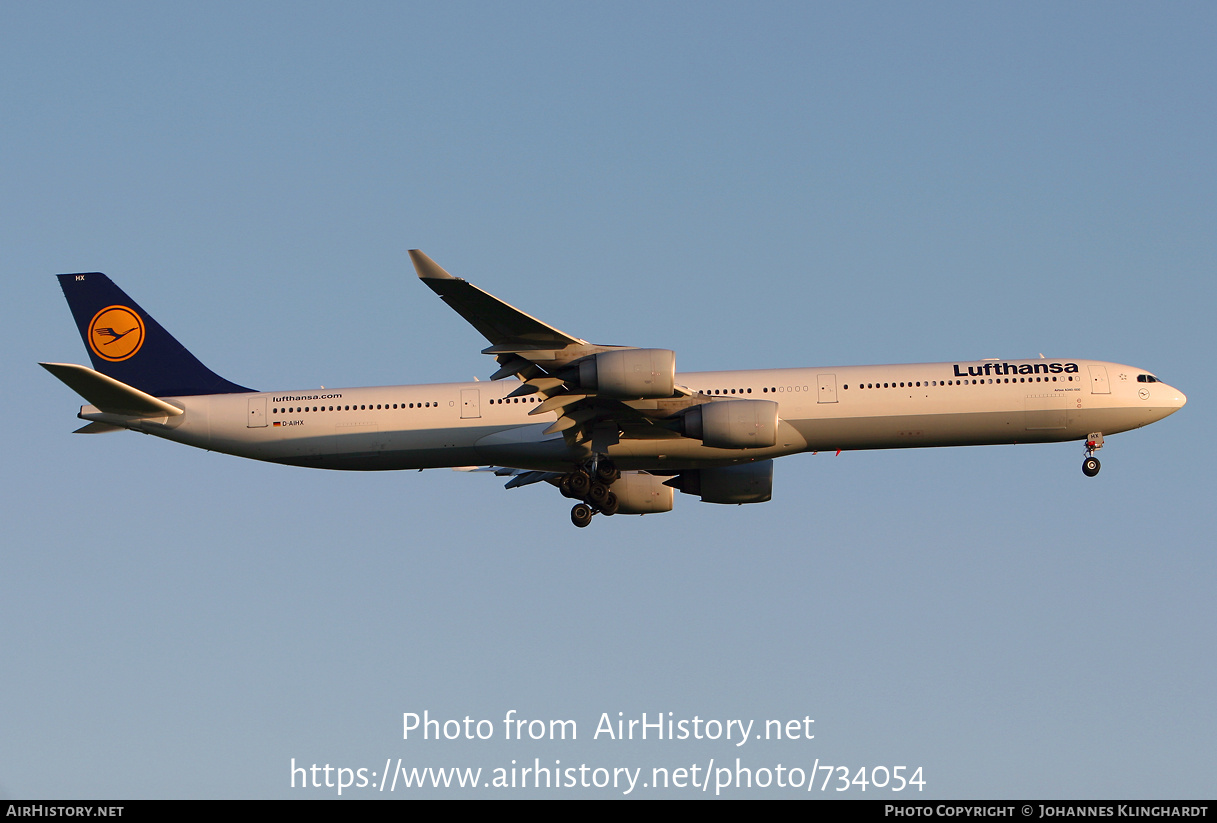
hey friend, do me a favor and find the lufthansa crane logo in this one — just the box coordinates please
[87,305,145,362]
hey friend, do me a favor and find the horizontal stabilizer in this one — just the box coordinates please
[41,363,184,417]
[73,421,125,433]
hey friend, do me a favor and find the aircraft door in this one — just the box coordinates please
[247,395,267,427]
[1088,365,1110,394]
[461,389,481,419]
[817,373,838,403]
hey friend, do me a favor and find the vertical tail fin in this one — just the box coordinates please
[56,272,253,396]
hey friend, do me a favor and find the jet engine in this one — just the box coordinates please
[667,461,773,504]
[609,472,675,514]
[571,349,676,398]
[682,399,778,449]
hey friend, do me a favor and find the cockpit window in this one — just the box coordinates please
[1137,374,1159,383]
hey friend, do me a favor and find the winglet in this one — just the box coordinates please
[409,249,456,281]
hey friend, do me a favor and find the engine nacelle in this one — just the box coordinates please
[668,461,773,505]
[609,472,675,514]
[682,399,778,449]
[576,348,675,398]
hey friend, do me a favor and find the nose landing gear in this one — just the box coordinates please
[1082,432,1104,477]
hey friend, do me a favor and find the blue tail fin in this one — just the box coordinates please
[57,272,253,396]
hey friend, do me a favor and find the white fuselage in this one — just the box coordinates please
[85,358,1186,472]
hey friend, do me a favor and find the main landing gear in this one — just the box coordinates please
[1082,432,1104,477]
[562,457,620,528]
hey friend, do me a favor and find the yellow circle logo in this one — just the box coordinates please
[87,305,145,362]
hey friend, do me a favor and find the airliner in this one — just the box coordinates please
[43,250,1186,527]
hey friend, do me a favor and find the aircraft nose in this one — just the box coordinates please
[1159,384,1187,413]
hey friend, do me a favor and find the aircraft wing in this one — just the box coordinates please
[412,250,700,447]
[454,466,566,489]
[410,250,587,353]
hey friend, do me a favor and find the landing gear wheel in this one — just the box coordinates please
[571,503,593,528]
[599,492,619,516]
[594,459,620,484]
[568,471,591,497]
[559,475,577,499]
[1082,457,1101,477]
[587,481,610,507]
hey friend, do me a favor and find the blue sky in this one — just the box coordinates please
[3,2,1214,798]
